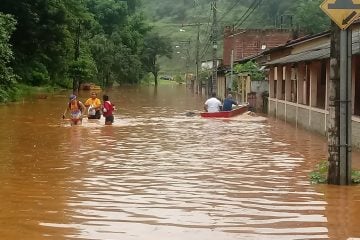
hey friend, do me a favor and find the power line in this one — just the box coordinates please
[233,0,262,28]
[200,36,211,59]
[200,0,263,63]
[211,0,218,94]
[233,0,258,28]
[200,7,213,43]
[218,0,243,23]
[200,0,260,60]
[198,3,214,60]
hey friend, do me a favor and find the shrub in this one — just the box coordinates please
[310,160,360,184]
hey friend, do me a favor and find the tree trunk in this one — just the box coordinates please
[73,22,81,95]
[328,22,341,184]
[153,58,158,87]
[72,78,79,95]
[154,73,158,86]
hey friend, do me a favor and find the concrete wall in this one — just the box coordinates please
[269,99,277,115]
[285,104,297,123]
[277,102,286,120]
[310,111,326,135]
[352,118,360,148]
[297,107,310,130]
[251,80,268,93]
[270,98,360,149]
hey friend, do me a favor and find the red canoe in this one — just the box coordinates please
[200,105,248,118]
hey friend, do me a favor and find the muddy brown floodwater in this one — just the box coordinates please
[0,84,359,240]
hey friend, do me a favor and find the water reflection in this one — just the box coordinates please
[0,85,359,240]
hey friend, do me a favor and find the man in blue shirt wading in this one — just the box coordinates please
[222,94,238,111]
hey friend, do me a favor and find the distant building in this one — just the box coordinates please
[201,59,222,71]
[222,27,296,67]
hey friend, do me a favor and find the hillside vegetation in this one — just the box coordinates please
[0,0,163,101]
[0,0,330,101]
[141,0,329,74]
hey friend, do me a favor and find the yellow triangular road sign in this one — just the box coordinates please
[320,0,360,29]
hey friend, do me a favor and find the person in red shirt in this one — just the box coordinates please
[102,94,115,125]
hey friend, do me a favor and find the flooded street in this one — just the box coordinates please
[0,84,359,240]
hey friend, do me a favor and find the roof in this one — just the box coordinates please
[266,44,329,65]
[266,36,360,66]
[233,31,331,65]
[284,31,330,47]
[232,21,360,66]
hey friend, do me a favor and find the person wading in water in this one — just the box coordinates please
[102,94,116,125]
[84,92,102,119]
[62,94,86,125]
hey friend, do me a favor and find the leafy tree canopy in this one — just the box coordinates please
[0,0,152,96]
[234,61,265,81]
[142,32,173,86]
[0,13,17,101]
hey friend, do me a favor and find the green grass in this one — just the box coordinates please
[4,84,61,102]
[141,73,182,86]
[310,160,360,184]
[158,79,179,85]
[309,160,329,184]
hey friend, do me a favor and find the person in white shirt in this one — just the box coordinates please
[204,92,222,113]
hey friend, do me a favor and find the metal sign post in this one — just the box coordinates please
[346,29,352,185]
[320,0,358,184]
[339,29,352,185]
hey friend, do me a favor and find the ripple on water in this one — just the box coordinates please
[44,115,333,240]
[1,88,359,240]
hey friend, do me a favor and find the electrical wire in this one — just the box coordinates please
[200,0,263,62]
[198,2,214,60]
[218,0,243,23]
[200,36,211,59]
[233,0,262,28]
[200,0,245,59]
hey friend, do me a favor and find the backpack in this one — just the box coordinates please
[69,100,83,111]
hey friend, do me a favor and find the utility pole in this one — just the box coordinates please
[230,49,234,90]
[211,0,217,95]
[320,0,356,185]
[339,26,352,185]
[328,22,341,184]
[328,22,353,185]
[180,23,202,94]
[195,22,200,94]
[178,40,191,87]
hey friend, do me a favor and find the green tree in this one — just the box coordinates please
[294,0,330,34]
[85,0,128,35]
[0,0,92,88]
[0,0,149,93]
[68,56,97,91]
[234,61,265,81]
[142,32,173,86]
[110,14,150,85]
[0,13,17,102]
[90,34,115,87]
[86,0,149,85]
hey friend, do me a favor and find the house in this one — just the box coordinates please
[260,24,360,147]
[216,28,296,108]
[201,59,223,96]
[223,27,295,66]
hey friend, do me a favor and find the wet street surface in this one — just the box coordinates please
[0,85,359,240]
